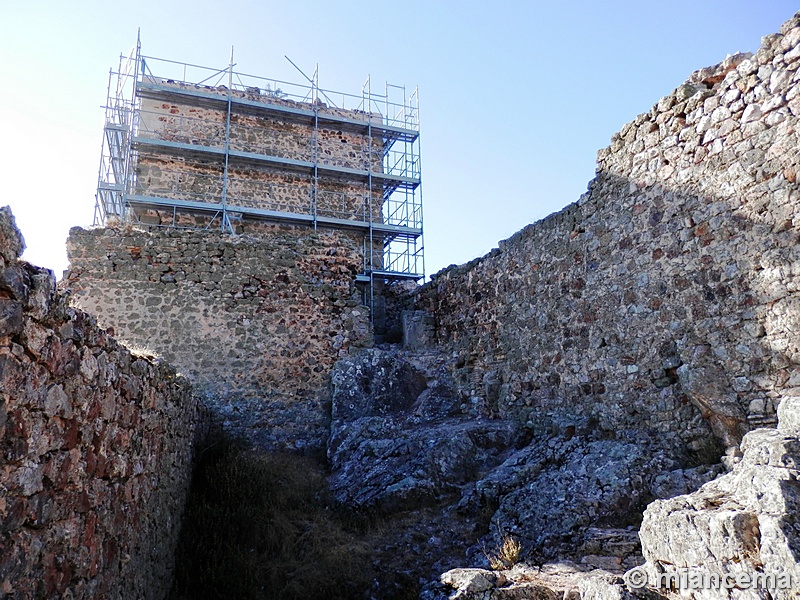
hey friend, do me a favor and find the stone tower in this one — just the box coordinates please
[67,42,423,450]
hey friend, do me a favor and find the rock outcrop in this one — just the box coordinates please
[327,348,723,587]
[328,348,524,512]
[464,435,701,562]
[634,395,800,599]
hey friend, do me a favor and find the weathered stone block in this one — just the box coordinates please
[0,206,25,264]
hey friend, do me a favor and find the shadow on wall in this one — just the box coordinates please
[417,154,800,461]
[411,29,800,462]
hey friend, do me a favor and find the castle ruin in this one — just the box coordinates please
[4,12,800,599]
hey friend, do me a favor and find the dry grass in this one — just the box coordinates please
[483,533,522,571]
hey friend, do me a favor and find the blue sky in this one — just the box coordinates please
[0,1,797,278]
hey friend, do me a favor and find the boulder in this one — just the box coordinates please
[634,395,800,599]
[328,348,523,510]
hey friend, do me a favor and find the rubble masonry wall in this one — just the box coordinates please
[414,14,800,455]
[0,207,203,599]
[65,226,372,451]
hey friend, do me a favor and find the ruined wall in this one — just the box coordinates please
[139,90,384,169]
[0,207,203,598]
[65,226,372,451]
[134,82,384,226]
[69,81,390,452]
[414,13,800,457]
[134,154,381,227]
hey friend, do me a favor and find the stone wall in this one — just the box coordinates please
[134,82,385,225]
[64,225,372,451]
[413,13,800,458]
[0,206,203,599]
[134,154,382,226]
[139,91,384,170]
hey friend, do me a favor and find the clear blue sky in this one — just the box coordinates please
[0,1,797,278]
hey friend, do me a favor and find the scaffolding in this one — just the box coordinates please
[95,37,424,311]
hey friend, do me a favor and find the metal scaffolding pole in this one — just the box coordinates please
[220,47,235,234]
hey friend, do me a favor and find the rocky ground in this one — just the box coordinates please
[322,346,800,599]
[325,346,727,599]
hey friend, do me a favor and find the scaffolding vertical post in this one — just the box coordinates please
[220,47,235,233]
[365,75,376,320]
[124,32,142,222]
[94,32,142,226]
[310,64,319,230]
[368,115,375,322]
[413,85,424,280]
[93,67,115,225]
[313,111,319,230]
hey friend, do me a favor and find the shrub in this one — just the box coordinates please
[483,533,522,571]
